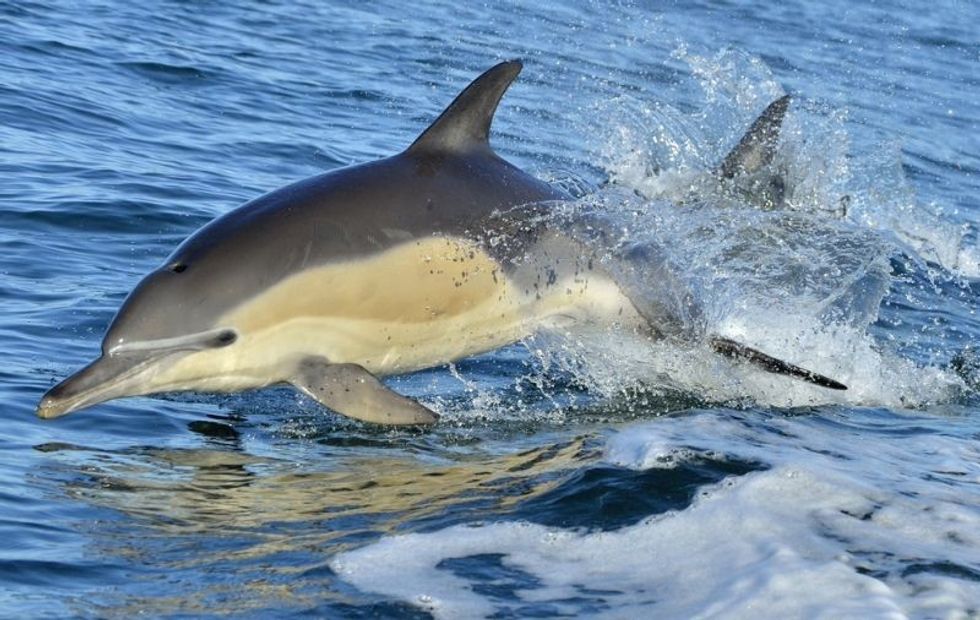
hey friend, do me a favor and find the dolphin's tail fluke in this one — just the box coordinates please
[715,95,791,179]
[709,336,847,391]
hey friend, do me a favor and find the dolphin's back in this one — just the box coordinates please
[165,150,561,315]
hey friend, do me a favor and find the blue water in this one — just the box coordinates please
[3,1,979,618]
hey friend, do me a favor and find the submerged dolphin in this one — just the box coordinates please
[38,61,845,425]
[624,94,793,209]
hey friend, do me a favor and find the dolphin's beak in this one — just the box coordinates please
[37,353,162,419]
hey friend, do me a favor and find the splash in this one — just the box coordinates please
[503,47,974,411]
[484,187,960,411]
[592,47,977,278]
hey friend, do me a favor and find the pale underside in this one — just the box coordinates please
[147,235,644,394]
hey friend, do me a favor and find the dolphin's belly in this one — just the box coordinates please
[156,236,643,389]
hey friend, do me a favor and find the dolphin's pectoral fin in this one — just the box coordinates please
[709,336,848,391]
[715,95,790,179]
[290,358,439,425]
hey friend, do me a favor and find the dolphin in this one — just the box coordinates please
[38,60,845,425]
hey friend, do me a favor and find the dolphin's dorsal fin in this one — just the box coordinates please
[716,95,790,178]
[406,60,522,155]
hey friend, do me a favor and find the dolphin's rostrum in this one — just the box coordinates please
[38,60,845,424]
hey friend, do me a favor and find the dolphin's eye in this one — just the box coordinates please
[215,330,237,347]
[169,262,187,273]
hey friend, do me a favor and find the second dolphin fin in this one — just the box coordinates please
[710,336,847,390]
[715,95,791,179]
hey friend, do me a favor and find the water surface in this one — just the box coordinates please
[2,1,979,617]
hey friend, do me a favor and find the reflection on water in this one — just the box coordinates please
[37,432,598,616]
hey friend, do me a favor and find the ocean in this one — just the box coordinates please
[1,1,978,617]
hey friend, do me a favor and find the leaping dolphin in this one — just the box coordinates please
[38,60,845,425]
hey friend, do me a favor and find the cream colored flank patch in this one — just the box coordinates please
[151,236,640,392]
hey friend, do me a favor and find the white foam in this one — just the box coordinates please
[538,316,963,411]
[524,172,967,410]
[592,47,978,282]
[332,411,980,618]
